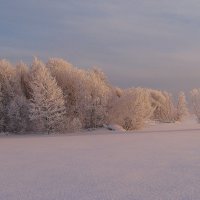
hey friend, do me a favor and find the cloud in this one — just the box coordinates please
[1,0,200,92]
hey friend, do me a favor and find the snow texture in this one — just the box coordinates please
[0,117,200,200]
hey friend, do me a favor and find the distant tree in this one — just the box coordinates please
[114,87,124,98]
[175,92,188,121]
[0,60,17,131]
[82,68,111,128]
[16,62,30,99]
[47,59,111,129]
[0,83,4,131]
[47,58,85,130]
[47,58,82,117]
[28,58,66,133]
[160,92,176,122]
[65,117,82,132]
[7,96,29,133]
[149,90,176,123]
[108,88,154,130]
[190,89,200,122]
[149,89,166,116]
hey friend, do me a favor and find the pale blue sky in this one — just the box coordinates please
[1,0,200,93]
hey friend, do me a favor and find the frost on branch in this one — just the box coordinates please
[81,68,111,128]
[108,88,154,130]
[28,58,66,133]
[47,59,111,129]
[190,89,200,122]
[149,90,176,123]
[175,91,188,121]
[7,96,29,133]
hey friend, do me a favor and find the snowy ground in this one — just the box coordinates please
[1,117,200,200]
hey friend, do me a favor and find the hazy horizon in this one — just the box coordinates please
[1,0,200,93]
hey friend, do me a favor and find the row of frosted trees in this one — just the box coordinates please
[0,58,190,134]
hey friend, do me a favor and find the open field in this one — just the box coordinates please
[1,118,200,200]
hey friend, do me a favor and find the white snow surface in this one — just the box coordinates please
[1,117,200,200]
[104,124,126,131]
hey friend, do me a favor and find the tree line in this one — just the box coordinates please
[0,58,195,134]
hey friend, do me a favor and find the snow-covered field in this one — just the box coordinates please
[1,117,200,200]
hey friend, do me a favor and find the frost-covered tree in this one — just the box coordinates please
[47,58,85,130]
[28,58,66,133]
[0,60,17,131]
[16,62,30,99]
[47,58,82,116]
[81,68,111,128]
[190,89,200,122]
[0,59,16,97]
[47,59,111,129]
[150,90,176,123]
[108,88,154,130]
[149,90,166,112]
[176,92,188,121]
[7,96,29,133]
[0,83,4,131]
[114,87,124,98]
